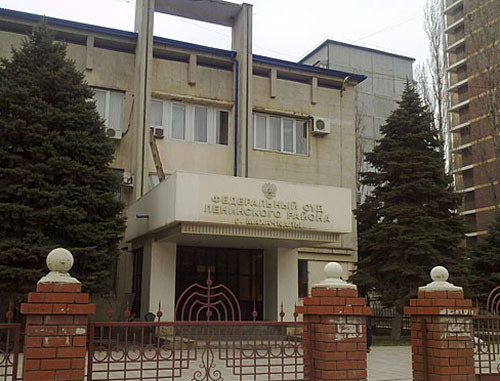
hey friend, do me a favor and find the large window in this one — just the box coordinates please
[253,113,308,155]
[93,88,125,132]
[152,99,229,146]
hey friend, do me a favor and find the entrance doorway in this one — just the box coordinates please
[175,246,263,320]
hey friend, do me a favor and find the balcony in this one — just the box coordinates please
[447,57,467,72]
[446,37,465,52]
[444,16,465,33]
[452,141,473,152]
[449,99,470,113]
[444,0,463,15]
[448,77,468,92]
[451,120,471,132]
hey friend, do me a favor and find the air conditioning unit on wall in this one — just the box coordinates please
[153,127,165,139]
[106,127,122,139]
[312,118,331,135]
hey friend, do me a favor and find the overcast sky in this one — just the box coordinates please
[0,0,428,69]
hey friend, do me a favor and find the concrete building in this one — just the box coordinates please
[444,0,500,244]
[0,1,365,321]
[300,40,414,200]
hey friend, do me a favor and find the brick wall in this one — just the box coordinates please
[21,281,94,381]
[298,286,371,381]
[405,289,476,381]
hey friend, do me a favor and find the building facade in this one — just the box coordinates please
[0,0,365,321]
[444,0,500,244]
[300,40,414,201]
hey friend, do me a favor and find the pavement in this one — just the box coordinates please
[367,345,412,381]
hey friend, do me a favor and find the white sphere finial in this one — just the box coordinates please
[38,248,80,284]
[430,266,449,282]
[419,265,461,292]
[46,248,74,273]
[313,261,357,290]
[324,262,343,279]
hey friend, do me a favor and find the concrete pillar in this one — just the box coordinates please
[263,248,278,321]
[231,3,252,177]
[277,248,298,319]
[404,266,476,381]
[133,0,154,199]
[149,241,176,321]
[20,249,95,381]
[263,248,298,321]
[298,262,370,381]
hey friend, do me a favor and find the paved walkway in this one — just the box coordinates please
[368,345,412,381]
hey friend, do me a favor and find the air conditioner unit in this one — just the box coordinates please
[312,118,331,135]
[105,127,122,139]
[123,172,134,187]
[153,127,165,139]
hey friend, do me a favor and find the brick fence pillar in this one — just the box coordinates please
[20,248,95,381]
[298,262,371,381]
[404,266,476,381]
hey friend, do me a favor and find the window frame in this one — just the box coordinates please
[253,113,309,156]
[92,88,125,131]
[152,99,230,146]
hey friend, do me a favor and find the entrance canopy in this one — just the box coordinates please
[125,171,353,248]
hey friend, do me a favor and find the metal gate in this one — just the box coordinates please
[0,306,21,381]
[87,272,310,380]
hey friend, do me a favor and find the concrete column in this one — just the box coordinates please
[277,248,298,320]
[133,0,154,199]
[263,248,298,321]
[404,266,476,381]
[148,241,176,321]
[231,3,252,177]
[298,262,370,381]
[20,249,95,381]
[263,248,278,321]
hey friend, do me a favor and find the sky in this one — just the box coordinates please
[0,0,429,68]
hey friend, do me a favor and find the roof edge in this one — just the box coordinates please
[299,39,416,64]
[253,54,366,83]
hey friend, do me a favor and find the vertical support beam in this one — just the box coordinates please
[270,68,277,98]
[85,35,94,71]
[277,248,298,320]
[311,76,318,104]
[133,0,155,199]
[149,241,176,321]
[263,249,278,321]
[188,54,197,86]
[232,4,253,177]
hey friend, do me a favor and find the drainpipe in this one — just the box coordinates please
[232,56,239,177]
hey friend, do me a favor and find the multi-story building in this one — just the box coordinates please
[300,40,414,200]
[0,0,365,320]
[444,0,500,244]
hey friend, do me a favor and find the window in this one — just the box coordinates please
[152,99,229,145]
[253,113,308,155]
[93,88,125,132]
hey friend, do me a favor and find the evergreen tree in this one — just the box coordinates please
[0,24,126,299]
[468,213,500,302]
[351,82,466,337]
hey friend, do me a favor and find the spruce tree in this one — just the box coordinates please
[351,82,466,338]
[468,213,500,302]
[0,24,126,299]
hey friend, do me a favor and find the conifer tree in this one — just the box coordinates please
[468,213,500,301]
[0,24,126,299]
[351,82,466,338]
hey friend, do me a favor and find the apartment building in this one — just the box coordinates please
[445,0,500,244]
[0,0,365,320]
